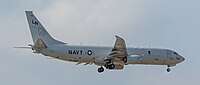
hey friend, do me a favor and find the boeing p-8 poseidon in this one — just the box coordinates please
[18,11,185,73]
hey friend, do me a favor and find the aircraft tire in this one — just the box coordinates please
[109,64,115,69]
[167,68,171,72]
[98,67,104,73]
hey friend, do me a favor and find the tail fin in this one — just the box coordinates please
[25,11,65,47]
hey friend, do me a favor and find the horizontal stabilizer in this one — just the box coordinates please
[13,46,32,49]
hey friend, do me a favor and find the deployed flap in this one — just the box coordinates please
[108,35,128,59]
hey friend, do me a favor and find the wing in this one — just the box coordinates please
[107,35,128,63]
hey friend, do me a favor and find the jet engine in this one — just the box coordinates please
[111,64,124,70]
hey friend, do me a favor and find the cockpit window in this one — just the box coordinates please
[148,51,151,55]
[176,57,180,60]
[174,52,178,55]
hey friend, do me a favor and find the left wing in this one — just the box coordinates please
[105,35,128,64]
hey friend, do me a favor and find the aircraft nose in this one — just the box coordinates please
[180,55,185,62]
[176,55,185,63]
[182,57,185,61]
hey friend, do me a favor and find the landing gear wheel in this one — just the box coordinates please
[104,64,109,69]
[109,64,115,69]
[122,57,127,63]
[98,67,104,73]
[167,68,171,72]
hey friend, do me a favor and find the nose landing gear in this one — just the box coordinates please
[166,65,175,72]
[167,68,171,72]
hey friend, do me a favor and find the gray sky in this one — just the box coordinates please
[0,0,199,85]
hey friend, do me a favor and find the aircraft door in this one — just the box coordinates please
[165,50,172,64]
[166,50,171,59]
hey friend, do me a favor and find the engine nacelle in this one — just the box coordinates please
[112,64,124,70]
[94,57,106,66]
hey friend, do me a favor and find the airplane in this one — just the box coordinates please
[17,11,185,73]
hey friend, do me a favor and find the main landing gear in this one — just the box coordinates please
[97,63,116,73]
[104,59,115,69]
[98,59,116,73]
[98,66,104,73]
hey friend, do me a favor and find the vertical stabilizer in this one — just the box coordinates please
[25,11,65,46]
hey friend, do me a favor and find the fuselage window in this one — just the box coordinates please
[148,51,151,55]
[174,52,178,55]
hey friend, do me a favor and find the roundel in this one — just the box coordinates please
[87,50,93,55]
